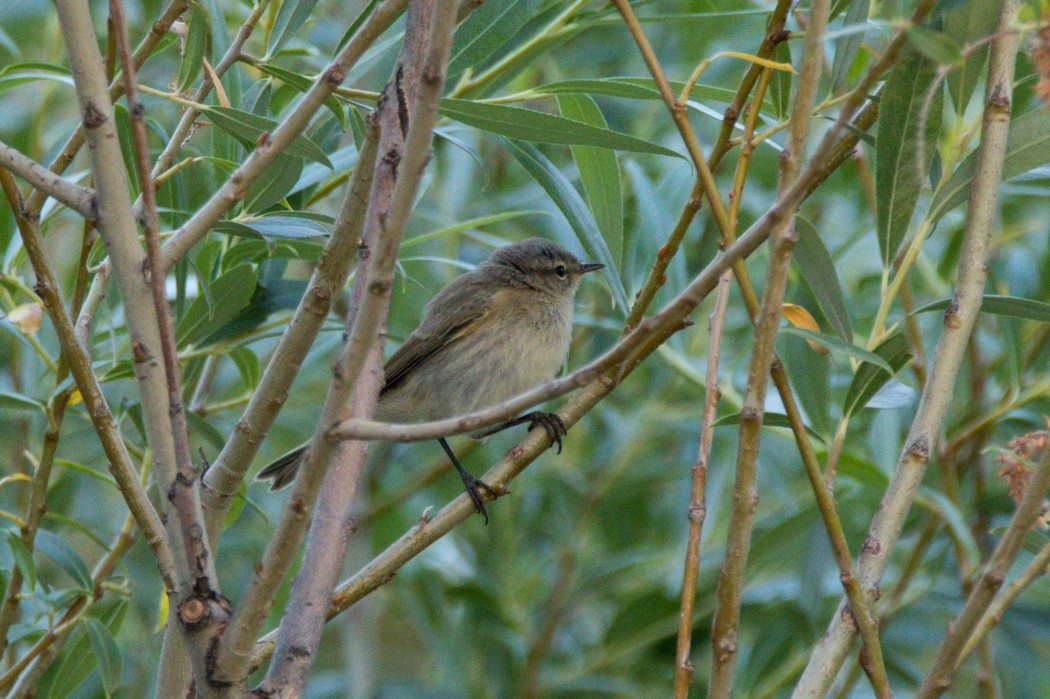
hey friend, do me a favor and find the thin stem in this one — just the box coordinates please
[672,270,730,698]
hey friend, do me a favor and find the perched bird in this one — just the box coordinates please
[257,237,604,522]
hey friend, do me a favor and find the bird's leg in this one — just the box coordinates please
[438,437,496,524]
[485,412,567,454]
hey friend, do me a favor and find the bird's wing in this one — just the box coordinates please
[382,272,495,393]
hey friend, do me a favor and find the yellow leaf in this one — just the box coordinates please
[202,57,231,109]
[0,473,32,489]
[7,303,41,335]
[155,588,170,633]
[782,303,829,354]
[68,388,82,406]
[718,50,796,73]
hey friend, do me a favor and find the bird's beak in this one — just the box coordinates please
[579,262,605,274]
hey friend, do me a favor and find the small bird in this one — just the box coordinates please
[257,237,604,522]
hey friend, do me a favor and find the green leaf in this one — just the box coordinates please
[400,210,549,249]
[0,64,74,96]
[713,412,826,444]
[534,77,775,117]
[909,294,1050,323]
[83,618,122,697]
[177,2,210,93]
[230,347,259,388]
[557,94,623,269]
[267,0,322,56]
[5,531,35,592]
[917,487,981,575]
[256,63,345,128]
[793,216,852,341]
[905,27,963,66]
[944,0,998,112]
[931,108,1050,222]
[830,0,870,91]
[503,139,629,311]
[201,106,333,167]
[842,332,912,417]
[336,0,378,52]
[441,99,684,160]
[779,327,892,373]
[875,42,942,269]
[243,154,304,213]
[770,40,792,117]
[0,390,46,414]
[34,529,92,591]
[40,599,127,699]
[176,265,259,346]
[447,0,542,79]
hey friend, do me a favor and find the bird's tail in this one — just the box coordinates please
[256,443,309,491]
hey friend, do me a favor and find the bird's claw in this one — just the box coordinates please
[527,412,567,454]
[459,471,497,525]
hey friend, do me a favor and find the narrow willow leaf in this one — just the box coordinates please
[557,94,623,269]
[267,0,322,56]
[230,346,260,388]
[177,2,209,93]
[236,215,329,240]
[793,215,852,341]
[201,106,333,167]
[770,41,792,117]
[779,327,893,372]
[535,77,776,115]
[944,0,998,112]
[931,108,1050,222]
[905,27,963,66]
[242,154,304,213]
[336,0,378,52]
[917,487,981,573]
[256,62,345,128]
[0,65,74,96]
[175,265,258,346]
[34,529,92,591]
[401,210,548,249]
[84,618,122,698]
[503,139,629,310]
[5,531,35,592]
[909,294,1050,323]
[875,43,941,269]
[842,333,912,417]
[441,99,684,160]
[0,390,46,414]
[713,412,826,443]
[448,0,542,79]
[830,0,870,91]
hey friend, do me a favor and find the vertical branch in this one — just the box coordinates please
[707,1,830,696]
[916,442,1050,697]
[258,3,458,692]
[793,0,1023,694]
[672,271,730,698]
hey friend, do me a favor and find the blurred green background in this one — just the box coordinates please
[2,0,1050,696]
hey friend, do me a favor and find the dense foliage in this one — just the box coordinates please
[1,0,1050,696]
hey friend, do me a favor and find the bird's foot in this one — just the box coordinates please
[525,412,567,454]
[459,471,499,525]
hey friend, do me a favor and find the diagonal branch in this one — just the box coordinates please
[0,140,96,218]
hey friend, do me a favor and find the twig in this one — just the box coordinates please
[959,535,1050,662]
[156,0,410,272]
[792,0,1022,694]
[916,442,1050,697]
[672,270,730,698]
[255,3,458,694]
[109,3,234,693]
[0,139,96,218]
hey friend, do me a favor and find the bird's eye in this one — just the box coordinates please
[555,265,567,278]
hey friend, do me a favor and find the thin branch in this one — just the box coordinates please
[256,3,458,694]
[156,0,410,273]
[959,535,1050,662]
[792,0,1021,694]
[916,442,1050,697]
[0,140,96,218]
[673,270,730,698]
[0,169,176,594]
